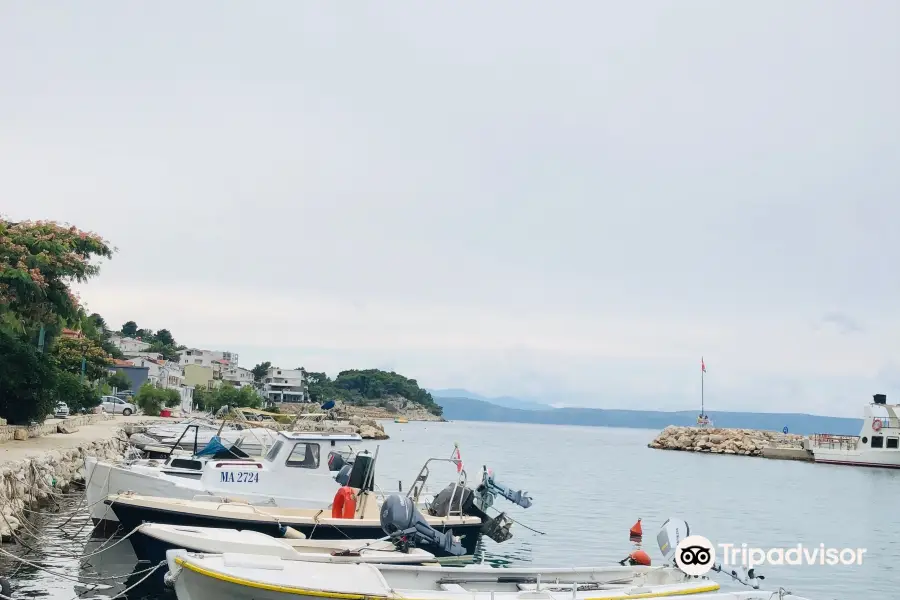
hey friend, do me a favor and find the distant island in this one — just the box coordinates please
[432,391,862,436]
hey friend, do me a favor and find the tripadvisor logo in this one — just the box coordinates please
[674,535,716,576]
[673,536,868,574]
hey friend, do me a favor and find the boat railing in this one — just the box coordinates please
[406,457,468,517]
[870,417,900,429]
[811,433,860,450]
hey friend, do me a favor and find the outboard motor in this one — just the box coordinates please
[380,494,465,556]
[334,464,353,486]
[476,468,532,510]
[657,517,690,564]
[327,451,346,472]
[428,484,476,518]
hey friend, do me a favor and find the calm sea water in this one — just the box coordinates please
[3,420,899,600]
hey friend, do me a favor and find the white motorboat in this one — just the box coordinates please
[163,517,815,600]
[166,552,728,600]
[107,491,487,562]
[137,523,437,564]
[86,431,363,533]
[806,393,900,469]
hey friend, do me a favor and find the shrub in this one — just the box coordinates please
[163,388,181,407]
[134,382,164,416]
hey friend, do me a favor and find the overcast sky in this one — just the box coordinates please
[2,2,898,416]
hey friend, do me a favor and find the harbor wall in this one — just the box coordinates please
[649,425,807,457]
[0,416,137,541]
[0,413,111,443]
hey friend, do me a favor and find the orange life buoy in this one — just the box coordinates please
[331,486,356,519]
[873,419,883,432]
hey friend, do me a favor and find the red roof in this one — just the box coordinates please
[112,359,134,367]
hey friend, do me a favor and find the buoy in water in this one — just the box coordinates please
[629,518,642,537]
[629,550,651,566]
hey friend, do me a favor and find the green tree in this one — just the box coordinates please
[134,382,164,416]
[107,369,133,392]
[154,328,175,346]
[163,388,181,407]
[54,371,101,413]
[0,219,113,329]
[251,361,271,382]
[50,335,111,382]
[148,340,180,362]
[88,313,107,332]
[0,218,113,424]
[0,328,58,424]
[121,321,137,337]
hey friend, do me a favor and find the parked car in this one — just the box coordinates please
[100,395,136,416]
[54,401,70,419]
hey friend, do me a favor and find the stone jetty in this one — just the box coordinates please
[649,425,806,457]
[0,414,141,541]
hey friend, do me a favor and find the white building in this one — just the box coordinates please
[109,334,151,355]
[222,365,254,388]
[262,367,308,404]
[126,351,164,361]
[130,358,185,389]
[180,348,240,368]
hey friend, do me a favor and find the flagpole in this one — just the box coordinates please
[701,357,704,417]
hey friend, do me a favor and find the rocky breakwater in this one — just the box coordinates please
[0,436,126,540]
[649,426,805,456]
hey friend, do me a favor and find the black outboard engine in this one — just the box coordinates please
[429,484,477,518]
[334,464,352,486]
[327,451,346,472]
[380,494,465,556]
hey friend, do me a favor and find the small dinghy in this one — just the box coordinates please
[138,523,437,564]
[163,517,816,600]
[166,550,724,600]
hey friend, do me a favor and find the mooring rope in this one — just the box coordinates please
[0,544,163,583]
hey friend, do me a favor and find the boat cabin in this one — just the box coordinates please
[808,394,900,468]
[197,431,364,502]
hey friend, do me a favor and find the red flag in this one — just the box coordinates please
[701,358,706,373]
[452,446,463,473]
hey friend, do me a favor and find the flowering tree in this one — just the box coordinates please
[51,335,113,382]
[0,218,113,423]
[0,219,113,328]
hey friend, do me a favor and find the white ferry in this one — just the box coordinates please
[806,393,900,469]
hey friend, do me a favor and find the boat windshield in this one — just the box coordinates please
[264,440,284,462]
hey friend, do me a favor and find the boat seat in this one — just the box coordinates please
[439,584,467,592]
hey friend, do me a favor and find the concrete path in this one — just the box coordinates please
[0,415,169,465]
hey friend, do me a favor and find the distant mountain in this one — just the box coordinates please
[429,389,552,411]
[435,396,862,436]
[429,388,487,401]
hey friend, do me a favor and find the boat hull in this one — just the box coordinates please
[113,502,482,563]
[167,553,736,600]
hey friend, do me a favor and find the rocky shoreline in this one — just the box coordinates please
[0,436,126,541]
[649,425,805,456]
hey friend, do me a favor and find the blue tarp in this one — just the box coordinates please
[320,400,335,410]
[195,435,229,457]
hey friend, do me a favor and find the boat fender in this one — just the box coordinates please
[618,550,651,566]
[873,418,883,432]
[281,525,306,539]
[331,486,356,519]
